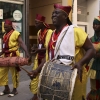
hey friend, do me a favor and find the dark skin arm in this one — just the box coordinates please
[28,58,46,79]
[18,35,30,58]
[0,36,30,58]
[31,48,46,55]
[29,45,46,78]
[72,37,96,82]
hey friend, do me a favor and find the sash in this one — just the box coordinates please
[54,25,75,65]
[3,30,14,54]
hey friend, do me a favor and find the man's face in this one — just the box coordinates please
[35,20,43,29]
[93,21,100,32]
[4,24,12,33]
[51,9,67,26]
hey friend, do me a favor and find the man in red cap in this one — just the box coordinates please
[29,4,95,100]
[0,19,30,97]
[29,14,52,100]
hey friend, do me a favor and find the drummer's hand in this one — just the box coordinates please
[71,62,83,82]
[31,50,37,54]
[28,71,34,80]
[31,47,35,50]
[26,52,30,58]
[31,47,37,52]
[31,49,38,55]
[28,70,39,80]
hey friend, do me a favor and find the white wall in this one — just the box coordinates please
[87,0,99,38]
[29,0,62,25]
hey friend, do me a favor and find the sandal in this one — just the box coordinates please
[8,91,18,97]
[0,90,10,96]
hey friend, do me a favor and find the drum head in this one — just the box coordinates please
[38,61,77,100]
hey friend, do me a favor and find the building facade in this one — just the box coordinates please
[29,0,100,47]
[29,0,72,48]
[0,0,29,56]
[0,0,99,56]
[72,0,99,38]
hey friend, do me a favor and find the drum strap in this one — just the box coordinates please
[54,27,69,58]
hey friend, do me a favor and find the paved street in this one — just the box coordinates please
[0,65,33,100]
[0,63,91,100]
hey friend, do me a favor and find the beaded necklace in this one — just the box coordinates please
[38,28,48,44]
[50,24,68,50]
[50,30,60,49]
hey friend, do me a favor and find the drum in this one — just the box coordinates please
[38,60,77,100]
[0,57,29,67]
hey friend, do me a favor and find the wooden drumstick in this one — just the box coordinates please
[15,64,31,75]
[19,66,35,80]
[19,66,31,75]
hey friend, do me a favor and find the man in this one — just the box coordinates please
[29,14,52,100]
[29,4,95,100]
[87,16,100,100]
[0,19,30,97]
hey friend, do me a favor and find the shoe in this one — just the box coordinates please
[8,91,18,97]
[0,90,10,96]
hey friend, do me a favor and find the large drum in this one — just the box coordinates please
[38,60,77,100]
[0,57,29,67]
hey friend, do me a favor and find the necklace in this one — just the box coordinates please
[50,24,68,50]
[52,30,60,42]
[50,31,60,50]
[38,29,47,43]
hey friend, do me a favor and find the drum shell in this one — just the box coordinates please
[0,57,29,67]
[38,61,77,100]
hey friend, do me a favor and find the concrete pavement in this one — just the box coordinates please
[0,80,33,100]
[0,65,33,100]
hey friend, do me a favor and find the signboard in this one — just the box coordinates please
[13,10,22,21]
[0,9,3,19]
[12,22,22,32]
[2,22,5,32]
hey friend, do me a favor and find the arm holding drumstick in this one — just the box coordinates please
[15,64,31,74]
[15,64,34,80]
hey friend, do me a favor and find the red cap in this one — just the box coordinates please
[54,4,71,15]
[35,14,45,22]
[4,19,12,25]
[35,14,50,28]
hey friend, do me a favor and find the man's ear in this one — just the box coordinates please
[63,13,68,20]
[65,15,68,20]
